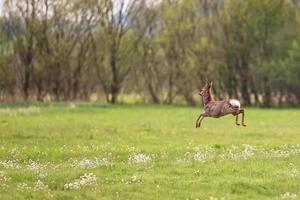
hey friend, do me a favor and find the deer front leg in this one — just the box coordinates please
[196,113,205,128]
[196,114,202,128]
[240,109,246,127]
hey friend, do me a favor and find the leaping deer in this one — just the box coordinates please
[196,81,246,128]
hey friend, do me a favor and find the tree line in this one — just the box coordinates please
[0,0,299,106]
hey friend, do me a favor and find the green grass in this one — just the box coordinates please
[0,103,299,200]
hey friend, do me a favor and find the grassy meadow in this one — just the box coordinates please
[0,103,299,200]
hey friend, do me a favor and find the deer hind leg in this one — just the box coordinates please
[196,113,205,128]
[235,114,240,126]
[240,109,247,127]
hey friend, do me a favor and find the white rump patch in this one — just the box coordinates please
[229,99,241,108]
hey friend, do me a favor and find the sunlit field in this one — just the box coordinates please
[0,103,299,200]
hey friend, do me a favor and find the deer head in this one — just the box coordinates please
[199,81,213,105]
[199,81,212,96]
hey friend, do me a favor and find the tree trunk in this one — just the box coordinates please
[53,63,60,101]
[165,73,174,104]
[263,77,272,107]
[241,77,251,105]
[72,65,82,101]
[239,56,251,105]
[251,78,259,105]
[22,50,33,100]
[253,90,259,105]
[278,89,284,106]
[110,52,119,104]
[147,82,160,104]
[36,78,43,101]
[23,64,30,100]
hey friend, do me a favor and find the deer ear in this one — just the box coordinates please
[209,81,213,87]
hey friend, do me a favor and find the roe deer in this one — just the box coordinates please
[196,81,246,128]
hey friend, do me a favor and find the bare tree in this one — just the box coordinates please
[4,0,39,100]
[90,0,145,103]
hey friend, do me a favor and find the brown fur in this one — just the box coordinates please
[196,81,246,128]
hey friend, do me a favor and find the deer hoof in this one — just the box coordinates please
[242,124,247,127]
[236,123,240,126]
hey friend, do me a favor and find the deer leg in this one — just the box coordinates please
[196,114,204,128]
[240,109,247,127]
[235,114,240,126]
[196,114,202,128]
[198,115,205,128]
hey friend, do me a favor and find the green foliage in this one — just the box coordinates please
[0,0,299,106]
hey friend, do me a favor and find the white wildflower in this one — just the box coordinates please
[0,171,10,189]
[243,144,255,157]
[0,107,40,116]
[184,146,215,163]
[10,148,20,158]
[17,183,31,192]
[131,175,138,182]
[129,153,152,164]
[220,144,255,161]
[288,163,299,178]
[71,157,110,169]
[269,149,290,158]
[122,175,142,184]
[194,152,205,162]
[27,160,45,171]
[37,172,48,179]
[281,192,297,200]
[64,173,97,190]
[34,180,49,191]
[0,160,20,169]
[0,171,10,182]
